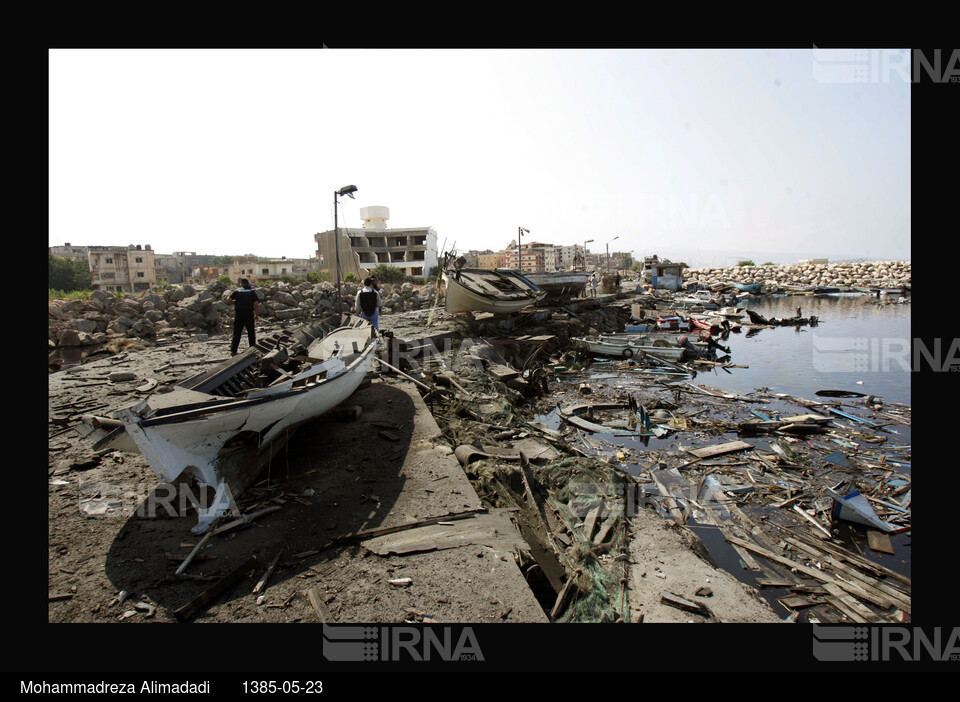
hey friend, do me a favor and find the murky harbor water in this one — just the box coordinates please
[537,296,912,619]
[698,296,911,406]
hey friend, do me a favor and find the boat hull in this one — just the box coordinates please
[443,268,545,313]
[99,319,379,532]
[573,336,687,360]
[518,270,590,300]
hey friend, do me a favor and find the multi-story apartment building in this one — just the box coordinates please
[49,243,89,262]
[315,206,438,280]
[476,252,502,269]
[172,255,315,286]
[87,244,160,293]
[502,240,549,272]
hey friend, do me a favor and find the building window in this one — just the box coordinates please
[105,257,113,264]
[137,272,144,278]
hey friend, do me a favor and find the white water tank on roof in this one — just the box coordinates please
[360,206,390,230]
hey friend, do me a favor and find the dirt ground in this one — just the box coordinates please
[47,324,784,629]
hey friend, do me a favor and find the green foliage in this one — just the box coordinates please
[762,261,775,266]
[367,264,407,284]
[630,261,644,272]
[48,289,91,300]
[306,270,329,284]
[737,260,755,267]
[344,272,360,283]
[48,254,90,293]
[209,255,234,265]
[218,275,233,286]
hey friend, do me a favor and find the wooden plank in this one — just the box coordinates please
[173,557,257,622]
[252,551,282,594]
[723,536,891,611]
[582,500,605,541]
[660,591,711,618]
[867,530,895,554]
[516,517,567,594]
[792,504,833,539]
[823,583,877,623]
[783,527,911,587]
[307,587,335,623]
[649,471,685,524]
[688,441,754,459]
[549,577,579,620]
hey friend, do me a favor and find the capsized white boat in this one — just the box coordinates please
[442,267,546,314]
[93,316,380,532]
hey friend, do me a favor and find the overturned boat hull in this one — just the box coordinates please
[95,316,379,532]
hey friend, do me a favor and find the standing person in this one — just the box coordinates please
[356,277,382,332]
[615,271,621,289]
[590,273,598,297]
[226,278,260,355]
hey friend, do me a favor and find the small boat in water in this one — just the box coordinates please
[734,282,762,294]
[573,335,688,361]
[92,316,380,532]
[443,267,546,314]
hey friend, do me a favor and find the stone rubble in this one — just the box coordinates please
[49,280,444,348]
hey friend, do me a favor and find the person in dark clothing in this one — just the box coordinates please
[226,278,260,355]
[355,277,382,332]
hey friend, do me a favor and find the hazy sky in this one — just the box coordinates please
[49,48,911,265]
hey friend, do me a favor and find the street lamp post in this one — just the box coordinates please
[334,184,358,325]
[517,227,529,273]
[606,236,619,274]
[582,239,594,271]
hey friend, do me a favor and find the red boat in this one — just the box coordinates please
[689,316,721,335]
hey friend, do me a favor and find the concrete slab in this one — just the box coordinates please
[280,377,550,623]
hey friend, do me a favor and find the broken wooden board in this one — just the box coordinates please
[687,441,754,459]
[307,587,335,623]
[867,530,895,554]
[173,557,257,622]
[360,510,526,556]
[581,500,606,541]
[660,591,712,618]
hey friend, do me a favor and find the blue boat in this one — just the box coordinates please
[734,283,762,294]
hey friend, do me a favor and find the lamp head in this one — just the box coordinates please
[338,184,358,199]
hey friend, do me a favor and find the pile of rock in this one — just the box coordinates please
[686,260,910,290]
[49,280,445,348]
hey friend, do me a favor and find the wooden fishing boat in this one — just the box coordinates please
[514,269,591,300]
[572,335,688,360]
[442,267,546,313]
[734,282,762,294]
[92,316,380,532]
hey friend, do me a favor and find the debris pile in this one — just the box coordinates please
[49,280,445,348]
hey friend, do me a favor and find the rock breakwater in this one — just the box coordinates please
[687,260,910,290]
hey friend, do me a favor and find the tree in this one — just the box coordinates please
[368,264,407,284]
[48,254,90,292]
